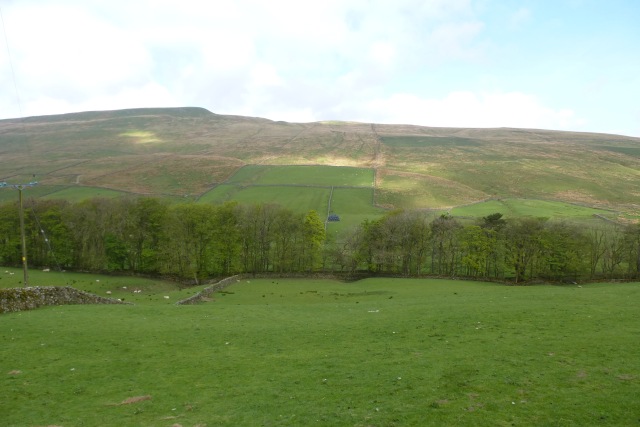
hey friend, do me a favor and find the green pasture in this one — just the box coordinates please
[0,185,54,203]
[451,198,618,222]
[199,185,384,231]
[41,186,128,202]
[1,185,127,204]
[226,165,374,187]
[326,187,385,236]
[2,273,639,426]
[377,174,486,209]
[0,267,202,305]
[200,184,331,214]
[200,165,381,220]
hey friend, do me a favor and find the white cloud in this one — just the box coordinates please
[362,91,585,130]
[369,42,397,66]
[5,4,152,95]
[425,21,486,62]
[0,0,631,136]
[24,82,179,116]
[509,7,532,29]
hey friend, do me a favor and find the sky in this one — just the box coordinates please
[1,0,639,137]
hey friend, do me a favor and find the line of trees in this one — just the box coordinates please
[0,198,325,282]
[337,210,640,282]
[1,197,639,283]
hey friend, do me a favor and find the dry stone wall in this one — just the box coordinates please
[176,274,248,305]
[0,286,131,314]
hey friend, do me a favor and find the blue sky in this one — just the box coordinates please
[1,0,639,136]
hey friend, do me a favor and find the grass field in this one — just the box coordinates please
[0,186,55,204]
[326,188,386,236]
[1,269,639,426]
[225,165,374,187]
[199,185,332,214]
[199,165,381,221]
[40,186,129,201]
[450,198,619,222]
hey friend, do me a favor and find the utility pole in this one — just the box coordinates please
[0,180,38,287]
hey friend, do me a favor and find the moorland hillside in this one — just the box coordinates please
[1,107,639,217]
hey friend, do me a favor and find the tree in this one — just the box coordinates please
[160,203,217,281]
[481,212,506,231]
[375,210,430,275]
[300,210,326,271]
[538,222,588,281]
[429,213,461,276]
[211,201,242,275]
[129,198,168,273]
[64,198,114,270]
[238,203,280,273]
[458,225,495,278]
[601,228,625,279]
[271,207,302,273]
[623,224,640,279]
[0,202,20,266]
[503,217,547,283]
[586,226,610,279]
[33,200,74,269]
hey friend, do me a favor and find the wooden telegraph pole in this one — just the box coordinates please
[1,180,38,287]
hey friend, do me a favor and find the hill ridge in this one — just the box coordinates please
[1,107,639,219]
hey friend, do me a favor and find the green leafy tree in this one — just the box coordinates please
[0,202,20,266]
[301,210,326,271]
[503,217,547,283]
[238,203,280,273]
[429,213,461,276]
[538,222,588,281]
[623,224,640,278]
[160,203,217,281]
[459,225,496,278]
[212,202,242,275]
[272,208,302,273]
[129,198,168,273]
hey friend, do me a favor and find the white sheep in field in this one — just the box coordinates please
[106,291,112,295]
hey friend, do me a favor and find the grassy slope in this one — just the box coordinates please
[1,272,639,426]
[1,108,640,220]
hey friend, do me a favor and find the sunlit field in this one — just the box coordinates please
[2,272,639,426]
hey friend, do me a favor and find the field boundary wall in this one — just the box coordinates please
[0,286,131,314]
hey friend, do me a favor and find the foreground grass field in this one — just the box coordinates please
[1,273,639,426]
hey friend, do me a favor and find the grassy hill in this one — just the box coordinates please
[1,107,639,221]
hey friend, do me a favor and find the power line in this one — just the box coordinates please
[1,7,40,287]
[1,5,33,172]
[0,181,38,287]
[0,6,24,119]
[29,202,68,282]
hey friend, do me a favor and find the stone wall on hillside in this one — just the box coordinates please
[176,274,249,305]
[0,286,131,314]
